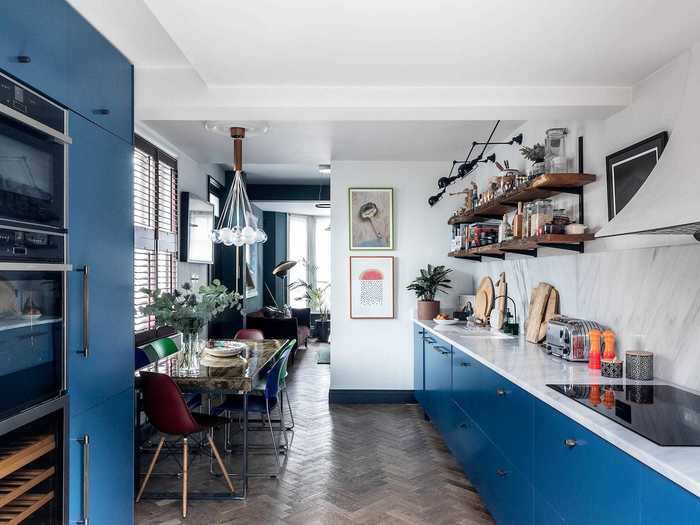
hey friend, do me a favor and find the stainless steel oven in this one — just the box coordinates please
[0,72,70,233]
[0,227,68,422]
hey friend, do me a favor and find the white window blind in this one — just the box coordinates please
[133,135,178,333]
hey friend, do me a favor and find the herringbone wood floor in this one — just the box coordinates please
[135,342,494,524]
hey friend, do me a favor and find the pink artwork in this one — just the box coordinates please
[359,269,384,306]
[350,257,394,319]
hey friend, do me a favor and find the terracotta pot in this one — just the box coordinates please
[417,300,440,320]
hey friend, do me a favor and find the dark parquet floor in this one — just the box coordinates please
[135,342,494,524]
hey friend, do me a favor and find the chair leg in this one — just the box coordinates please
[266,401,281,475]
[135,436,165,502]
[284,388,295,430]
[207,434,235,493]
[182,437,189,519]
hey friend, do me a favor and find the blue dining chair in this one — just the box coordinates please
[213,345,292,476]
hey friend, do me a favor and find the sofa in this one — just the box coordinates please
[245,307,311,365]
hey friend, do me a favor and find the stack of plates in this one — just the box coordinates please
[204,341,248,358]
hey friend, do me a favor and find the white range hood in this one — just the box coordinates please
[596,44,700,239]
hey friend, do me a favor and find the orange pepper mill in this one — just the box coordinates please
[602,329,617,361]
[588,329,601,370]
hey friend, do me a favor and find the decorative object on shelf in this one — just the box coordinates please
[565,223,586,235]
[139,280,241,372]
[350,256,395,319]
[289,258,331,342]
[625,351,654,381]
[474,276,494,323]
[544,127,569,173]
[349,188,394,250]
[455,294,476,320]
[605,131,668,220]
[406,264,452,320]
[520,142,545,177]
[601,358,623,378]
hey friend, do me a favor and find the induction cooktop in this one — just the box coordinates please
[547,383,700,446]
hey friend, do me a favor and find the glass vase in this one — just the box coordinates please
[178,332,200,373]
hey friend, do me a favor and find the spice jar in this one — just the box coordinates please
[545,127,568,173]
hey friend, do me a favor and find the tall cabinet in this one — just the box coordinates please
[1,0,136,522]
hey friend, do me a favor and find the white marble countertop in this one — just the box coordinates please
[415,319,700,498]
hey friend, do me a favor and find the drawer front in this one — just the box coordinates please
[533,489,566,525]
[451,351,480,416]
[424,337,452,432]
[451,403,491,488]
[640,465,700,524]
[413,325,425,405]
[533,399,641,525]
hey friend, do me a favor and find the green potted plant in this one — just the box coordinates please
[139,280,241,371]
[406,265,452,320]
[289,259,331,342]
[520,143,545,177]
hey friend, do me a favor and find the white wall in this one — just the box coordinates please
[330,162,472,390]
[330,50,697,391]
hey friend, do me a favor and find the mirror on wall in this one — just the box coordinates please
[180,192,214,264]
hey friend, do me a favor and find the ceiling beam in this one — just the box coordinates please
[135,67,632,122]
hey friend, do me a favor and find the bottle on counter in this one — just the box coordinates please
[588,329,601,370]
[602,329,617,360]
[512,202,525,238]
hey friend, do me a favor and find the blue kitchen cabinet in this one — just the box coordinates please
[0,0,70,102]
[533,489,566,525]
[69,388,134,525]
[66,5,133,143]
[68,112,134,416]
[640,465,700,524]
[532,398,641,525]
[424,335,452,433]
[413,325,425,405]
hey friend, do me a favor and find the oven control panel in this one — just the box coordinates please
[0,228,64,263]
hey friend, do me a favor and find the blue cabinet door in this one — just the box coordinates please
[0,0,69,102]
[640,465,700,524]
[66,6,133,143]
[533,399,641,525]
[68,112,133,415]
[69,389,134,525]
[533,489,566,525]
[413,325,425,405]
[424,336,452,432]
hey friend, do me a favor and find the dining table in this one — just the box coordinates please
[136,337,295,501]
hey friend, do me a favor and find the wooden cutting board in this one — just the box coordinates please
[474,290,488,322]
[537,287,560,342]
[526,282,553,343]
[475,277,494,323]
[495,273,507,329]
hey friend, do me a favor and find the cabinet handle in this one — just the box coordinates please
[459,422,469,429]
[76,434,90,524]
[460,361,471,367]
[496,388,507,397]
[564,438,577,449]
[425,337,436,344]
[92,108,111,116]
[17,55,31,64]
[434,345,450,355]
[496,469,509,477]
[76,266,89,357]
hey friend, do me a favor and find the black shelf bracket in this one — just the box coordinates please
[481,253,506,260]
[538,242,585,253]
[500,248,538,257]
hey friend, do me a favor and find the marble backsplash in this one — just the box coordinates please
[468,242,700,391]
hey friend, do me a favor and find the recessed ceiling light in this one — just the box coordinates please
[315,203,331,209]
[318,164,331,175]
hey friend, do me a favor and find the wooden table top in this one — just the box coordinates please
[150,338,293,394]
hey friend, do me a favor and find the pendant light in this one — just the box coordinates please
[211,127,267,246]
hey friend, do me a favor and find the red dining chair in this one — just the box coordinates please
[234,328,264,340]
[136,371,235,518]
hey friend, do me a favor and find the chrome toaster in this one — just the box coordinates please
[544,316,604,362]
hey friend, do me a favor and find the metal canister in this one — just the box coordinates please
[625,351,654,381]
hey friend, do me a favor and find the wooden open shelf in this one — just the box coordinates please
[448,172,596,226]
[0,467,55,509]
[0,492,54,525]
[449,233,595,261]
[0,436,55,480]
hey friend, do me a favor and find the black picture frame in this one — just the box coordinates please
[606,131,668,220]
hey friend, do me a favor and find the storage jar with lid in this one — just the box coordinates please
[545,127,568,173]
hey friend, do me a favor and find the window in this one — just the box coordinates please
[133,135,178,333]
[287,214,331,311]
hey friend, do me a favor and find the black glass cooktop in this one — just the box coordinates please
[547,383,700,446]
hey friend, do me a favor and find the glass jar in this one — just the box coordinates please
[545,127,568,173]
[552,208,571,226]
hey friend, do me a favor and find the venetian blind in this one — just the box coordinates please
[133,135,178,333]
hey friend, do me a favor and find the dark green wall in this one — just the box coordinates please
[245,204,265,312]
[262,211,288,307]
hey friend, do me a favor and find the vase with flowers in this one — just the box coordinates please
[139,280,241,372]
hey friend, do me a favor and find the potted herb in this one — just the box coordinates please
[289,259,331,342]
[406,265,452,320]
[140,280,241,371]
[520,143,545,177]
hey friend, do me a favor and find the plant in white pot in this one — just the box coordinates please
[289,258,331,343]
[407,265,453,320]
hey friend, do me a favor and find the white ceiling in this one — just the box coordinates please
[68,0,700,183]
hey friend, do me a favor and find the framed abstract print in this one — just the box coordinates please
[349,256,394,319]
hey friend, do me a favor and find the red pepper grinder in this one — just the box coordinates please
[588,329,601,370]
[603,329,617,361]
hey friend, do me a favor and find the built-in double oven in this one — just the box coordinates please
[0,71,71,524]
